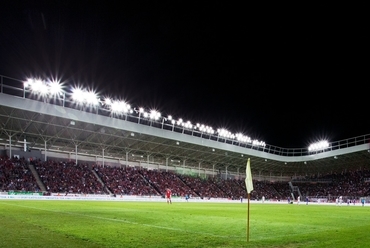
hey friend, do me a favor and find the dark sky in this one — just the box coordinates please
[1,1,368,148]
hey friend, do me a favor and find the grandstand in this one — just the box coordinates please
[1,75,370,201]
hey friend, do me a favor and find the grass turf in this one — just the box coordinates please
[0,200,369,248]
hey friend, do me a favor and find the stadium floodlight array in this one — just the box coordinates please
[235,133,252,143]
[23,77,266,148]
[71,87,100,105]
[217,128,235,139]
[173,118,192,129]
[196,123,214,134]
[149,110,161,120]
[24,78,64,97]
[308,140,329,152]
[252,140,266,147]
[103,98,133,115]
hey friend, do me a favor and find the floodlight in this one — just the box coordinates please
[104,98,112,105]
[48,80,63,95]
[235,133,252,143]
[218,128,233,138]
[32,79,44,92]
[183,121,192,129]
[107,100,130,114]
[176,118,183,125]
[71,87,100,105]
[149,110,161,120]
[71,87,84,102]
[24,78,33,88]
[308,140,329,152]
[252,140,266,147]
[84,91,99,105]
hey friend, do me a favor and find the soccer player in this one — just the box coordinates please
[166,188,172,204]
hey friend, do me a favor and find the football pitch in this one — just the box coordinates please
[0,200,369,248]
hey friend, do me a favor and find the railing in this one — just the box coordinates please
[1,74,369,157]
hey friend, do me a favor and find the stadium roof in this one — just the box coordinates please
[1,76,370,178]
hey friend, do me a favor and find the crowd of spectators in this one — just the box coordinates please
[292,170,370,199]
[93,165,158,196]
[0,156,39,192]
[139,169,195,197]
[178,174,225,198]
[33,159,105,195]
[1,156,369,201]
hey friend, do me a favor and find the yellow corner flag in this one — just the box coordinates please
[245,158,253,194]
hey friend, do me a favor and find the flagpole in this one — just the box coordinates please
[247,192,250,242]
[245,158,253,243]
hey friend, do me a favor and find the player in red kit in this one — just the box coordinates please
[166,188,172,204]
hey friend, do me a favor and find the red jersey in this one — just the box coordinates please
[166,189,171,198]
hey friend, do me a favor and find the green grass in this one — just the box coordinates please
[0,200,369,248]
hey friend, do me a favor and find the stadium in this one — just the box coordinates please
[1,74,370,202]
[1,75,370,248]
[1,2,369,247]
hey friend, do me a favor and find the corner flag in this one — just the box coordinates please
[245,158,253,242]
[245,158,253,194]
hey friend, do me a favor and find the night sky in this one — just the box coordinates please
[1,1,368,148]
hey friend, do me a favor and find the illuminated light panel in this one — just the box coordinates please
[103,98,131,114]
[252,140,266,147]
[71,87,100,105]
[308,140,329,151]
[197,123,214,134]
[235,133,252,143]
[149,110,161,120]
[217,128,235,139]
[48,80,63,95]
[24,78,64,97]
[183,121,193,129]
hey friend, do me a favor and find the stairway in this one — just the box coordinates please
[28,163,47,192]
[91,168,112,195]
[288,181,302,200]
